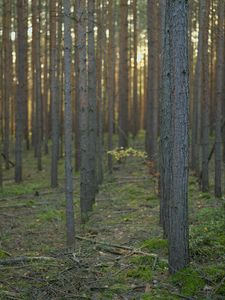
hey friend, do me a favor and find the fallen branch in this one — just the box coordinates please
[0,256,58,266]
[75,235,167,262]
[1,153,15,167]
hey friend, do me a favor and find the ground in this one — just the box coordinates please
[0,138,224,300]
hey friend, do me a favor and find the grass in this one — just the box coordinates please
[0,137,224,299]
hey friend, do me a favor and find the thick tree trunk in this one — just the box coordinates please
[168,0,189,274]
[214,1,224,198]
[160,0,171,239]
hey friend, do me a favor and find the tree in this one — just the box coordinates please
[118,0,128,148]
[201,0,210,192]
[15,0,26,183]
[88,0,97,201]
[166,0,189,273]
[3,0,12,170]
[76,0,91,221]
[214,0,224,198]
[107,0,115,173]
[160,0,171,238]
[146,0,159,161]
[64,0,75,250]
[132,0,138,139]
[50,0,59,188]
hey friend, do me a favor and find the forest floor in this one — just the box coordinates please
[0,139,224,300]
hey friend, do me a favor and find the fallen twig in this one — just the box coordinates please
[0,256,58,266]
[75,235,167,262]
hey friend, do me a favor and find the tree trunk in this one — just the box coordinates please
[64,0,75,250]
[88,0,97,200]
[201,0,210,192]
[50,0,59,187]
[118,0,128,148]
[15,0,26,182]
[168,0,189,274]
[76,0,91,221]
[214,0,224,198]
[146,0,158,161]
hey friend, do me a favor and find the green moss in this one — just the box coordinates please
[199,192,211,200]
[127,266,152,281]
[142,291,180,300]
[1,181,48,197]
[171,268,204,296]
[37,209,64,222]
[140,239,168,254]
[202,265,225,283]
[0,249,10,258]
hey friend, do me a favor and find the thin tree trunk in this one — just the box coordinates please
[76,0,91,221]
[50,0,59,187]
[88,0,97,200]
[201,0,210,192]
[118,0,128,148]
[15,0,26,183]
[107,0,115,174]
[146,0,158,162]
[64,0,75,250]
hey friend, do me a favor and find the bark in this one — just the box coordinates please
[96,0,103,185]
[33,0,42,171]
[191,3,202,175]
[50,0,59,187]
[160,0,171,239]
[214,1,224,198]
[74,1,80,172]
[76,0,92,221]
[3,0,12,170]
[168,0,189,274]
[43,0,49,155]
[146,0,159,161]
[201,0,210,192]
[15,0,26,182]
[118,0,129,148]
[88,0,97,200]
[64,0,75,250]
[107,0,115,174]
[132,0,138,139]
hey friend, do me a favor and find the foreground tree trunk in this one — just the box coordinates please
[214,1,224,198]
[168,0,189,274]
[160,0,171,238]
[64,0,75,250]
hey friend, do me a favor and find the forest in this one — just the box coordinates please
[0,0,224,299]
